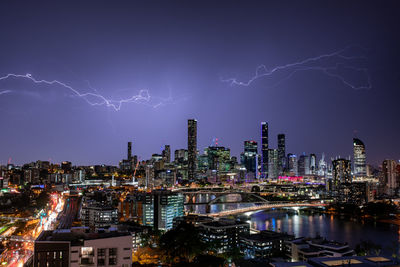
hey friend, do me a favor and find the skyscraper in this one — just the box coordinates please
[163,145,171,163]
[297,154,310,176]
[261,122,268,178]
[188,119,197,181]
[241,140,258,174]
[310,153,317,175]
[277,134,286,174]
[332,158,352,190]
[353,138,366,177]
[382,159,399,195]
[128,141,132,161]
[268,149,278,179]
[287,153,298,176]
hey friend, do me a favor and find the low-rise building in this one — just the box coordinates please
[287,236,354,261]
[199,218,250,254]
[240,230,294,258]
[81,203,118,228]
[34,228,132,267]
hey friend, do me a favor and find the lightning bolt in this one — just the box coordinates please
[0,90,12,95]
[0,73,176,111]
[222,46,371,90]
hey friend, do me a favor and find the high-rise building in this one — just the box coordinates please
[318,153,327,176]
[188,119,197,181]
[277,134,286,174]
[241,140,258,174]
[128,141,132,161]
[353,138,366,177]
[131,190,184,230]
[205,146,231,172]
[268,149,278,179]
[382,159,399,195]
[287,154,298,176]
[332,158,352,191]
[310,154,317,175]
[162,145,171,163]
[297,154,310,176]
[261,122,269,178]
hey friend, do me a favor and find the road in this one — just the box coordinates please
[57,196,80,229]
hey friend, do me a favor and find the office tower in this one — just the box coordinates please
[277,134,286,174]
[287,154,298,176]
[174,149,188,163]
[353,138,366,177]
[136,190,184,230]
[188,119,197,181]
[128,141,132,160]
[318,153,327,176]
[332,158,352,190]
[205,146,231,172]
[382,159,399,195]
[310,154,317,175]
[268,149,278,179]
[297,154,310,176]
[163,145,171,163]
[241,140,258,174]
[261,122,269,178]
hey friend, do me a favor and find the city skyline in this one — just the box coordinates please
[0,1,399,165]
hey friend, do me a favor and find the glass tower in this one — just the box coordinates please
[188,119,197,181]
[261,122,268,178]
[353,138,366,177]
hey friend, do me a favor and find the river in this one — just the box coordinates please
[185,200,400,254]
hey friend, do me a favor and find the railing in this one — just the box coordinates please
[190,202,328,217]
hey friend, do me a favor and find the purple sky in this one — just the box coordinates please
[0,1,399,166]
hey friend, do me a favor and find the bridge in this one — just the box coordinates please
[190,202,328,217]
[182,189,265,205]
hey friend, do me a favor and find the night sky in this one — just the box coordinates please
[0,1,399,166]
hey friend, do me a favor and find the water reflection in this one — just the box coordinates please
[250,209,399,254]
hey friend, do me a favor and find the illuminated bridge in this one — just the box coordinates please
[182,190,265,205]
[190,202,328,217]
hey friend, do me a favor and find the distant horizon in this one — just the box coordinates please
[1,1,399,166]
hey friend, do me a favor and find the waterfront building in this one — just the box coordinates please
[332,158,352,189]
[382,159,399,195]
[121,190,184,230]
[188,119,197,181]
[240,230,294,259]
[287,236,354,262]
[309,256,395,267]
[199,219,250,254]
[353,138,366,177]
[34,228,132,267]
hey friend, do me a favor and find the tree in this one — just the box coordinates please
[159,222,207,264]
